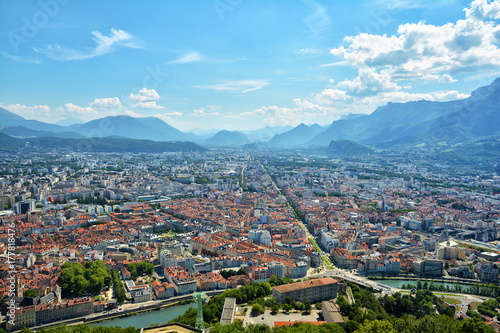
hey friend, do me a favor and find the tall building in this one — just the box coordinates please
[414,259,443,277]
[269,261,285,278]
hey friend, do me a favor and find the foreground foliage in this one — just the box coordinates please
[170,282,272,326]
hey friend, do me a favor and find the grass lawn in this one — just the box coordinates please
[469,302,481,310]
[321,256,334,269]
[309,238,321,252]
[442,297,462,305]
[399,291,462,297]
[433,292,462,297]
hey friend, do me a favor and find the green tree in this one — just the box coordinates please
[59,260,111,298]
[251,304,264,316]
[459,317,495,333]
[467,310,481,319]
[127,262,154,279]
[344,320,360,333]
[24,289,37,297]
[304,300,312,313]
[357,320,397,333]
[20,327,33,333]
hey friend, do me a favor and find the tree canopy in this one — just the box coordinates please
[59,261,112,298]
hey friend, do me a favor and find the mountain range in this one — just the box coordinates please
[0,133,205,153]
[268,123,324,147]
[309,78,500,148]
[1,78,499,149]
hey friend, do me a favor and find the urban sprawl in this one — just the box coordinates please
[1,149,500,331]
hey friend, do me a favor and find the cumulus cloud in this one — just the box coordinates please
[2,104,56,120]
[439,74,458,83]
[248,98,340,127]
[63,103,97,115]
[129,88,164,109]
[90,97,122,109]
[34,28,139,61]
[465,0,500,20]
[328,0,500,95]
[313,89,350,104]
[129,88,160,103]
[1,102,103,123]
[337,68,401,96]
[238,84,471,127]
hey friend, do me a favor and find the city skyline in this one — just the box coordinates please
[1,0,500,131]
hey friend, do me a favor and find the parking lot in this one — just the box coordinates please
[240,309,323,327]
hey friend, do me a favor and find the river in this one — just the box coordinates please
[373,279,472,290]
[89,303,195,329]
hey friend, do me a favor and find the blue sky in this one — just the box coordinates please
[1,0,499,131]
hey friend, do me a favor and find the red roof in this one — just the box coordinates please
[272,277,338,294]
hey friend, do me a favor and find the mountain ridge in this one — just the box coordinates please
[309,78,500,147]
[0,133,205,153]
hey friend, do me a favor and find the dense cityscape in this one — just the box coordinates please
[0,146,499,332]
[2,0,500,332]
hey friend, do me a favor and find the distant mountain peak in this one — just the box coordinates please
[205,130,248,146]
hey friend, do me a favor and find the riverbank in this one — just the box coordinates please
[89,302,196,328]
[26,289,225,332]
[86,300,193,326]
[367,276,481,285]
[26,299,192,332]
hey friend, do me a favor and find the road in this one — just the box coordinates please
[258,160,334,269]
[241,163,247,188]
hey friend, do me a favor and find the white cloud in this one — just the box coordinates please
[64,103,97,115]
[314,89,350,104]
[194,80,270,93]
[1,52,42,64]
[297,48,323,54]
[164,111,182,116]
[439,74,458,83]
[90,97,122,109]
[329,0,500,95]
[134,101,165,109]
[464,0,500,20]
[192,108,206,116]
[34,28,138,61]
[2,104,56,121]
[129,88,164,109]
[129,88,160,103]
[123,110,144,117]
[169,52,205,64]
[320,61,349,67]
[337,68,401,96]
[242,84,471,128]
[248,98,340,127]
[190,107,223,117]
